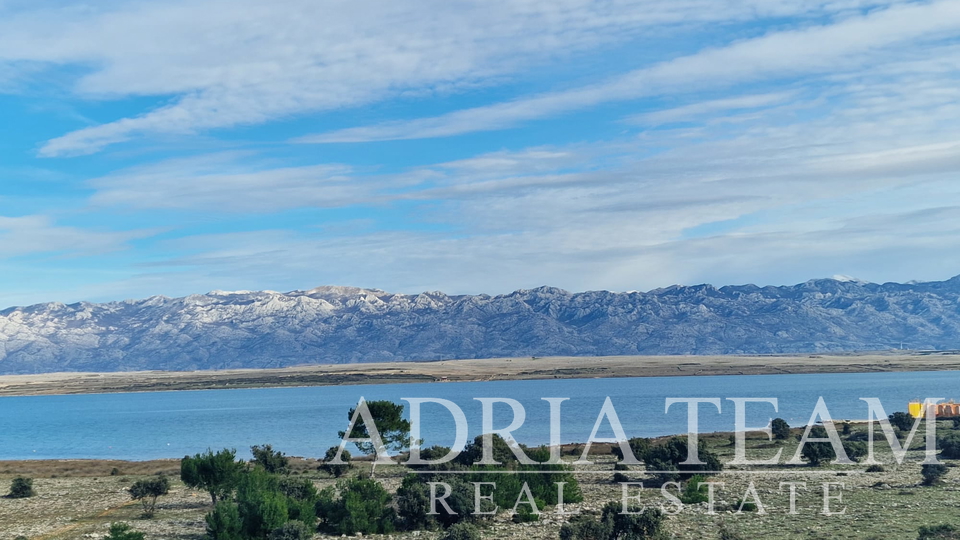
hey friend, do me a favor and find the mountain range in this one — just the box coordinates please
[2,276,960,374]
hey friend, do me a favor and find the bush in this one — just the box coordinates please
[129,475,170,517]
[560,502,663,540]
[922,464,949,486]
[734,498,758,512]
[890,412,916,432]
[560,514,614,540]
[205,501,243,540]
[719,523,746,540]
[771,418,791,440]
[918,524,960,539]
[441,523,481,540]
[866,464,885,473]
[182,448,245,505]
[395,474,483,530]
[939,431,960,459]
[611,437,652,464]
[844,441,868,463]
[251,445,290,475]
[318,446,352,478]
[679,475,708,504]
[317,476,395,535]
[643,437,722,482]
[268,521,311,540]
[104,523,145,540]
[7,477,35,499]
[612,472,631,483]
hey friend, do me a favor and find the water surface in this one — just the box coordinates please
[0,370,956,460]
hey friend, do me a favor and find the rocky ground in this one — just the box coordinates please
[1,431,958,540]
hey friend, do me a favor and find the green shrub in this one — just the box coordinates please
[643,437,722,482]
[866,464,885,473]
[267,521,311,540]
[939,431,960,459]
[105,523,145,540]
[441,522,481,540]
[318,446,352,478]
[719,523,746,540]
[918,524,960,539]
[679,475,709,504]
[771,418,791,440]
[205,501,243,540]
[844,441,868,463]
[922,464,949,486]
[395,474,482,530]
[7,477,35,499]
[889,412,916,432]
[317,476,395,535]
[251,445,290,475]
[734,498,758,512]
[560,514,614,540]
[611,437,652,464]
[612,472,631,483]
[129,475,170,517]
[560,502,663,540]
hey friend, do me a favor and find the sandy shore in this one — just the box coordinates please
[0,351,959,397]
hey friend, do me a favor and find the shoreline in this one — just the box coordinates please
[0,351,959,397]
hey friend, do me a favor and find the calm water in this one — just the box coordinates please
[0,370,957,460]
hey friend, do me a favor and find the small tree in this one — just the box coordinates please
[771,418,791,440]
[922,464,949,486]
[7,477,34,499]
[181,448,245,505]
[251,444,290,475]
[319,446,352,478]
[338,400,411,475]
[129,475,170,517]
[104,523,145,540]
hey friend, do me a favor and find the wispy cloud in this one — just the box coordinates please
[0,0,921,155]
[300,1,960,143]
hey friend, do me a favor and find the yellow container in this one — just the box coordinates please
[908,401,924,419]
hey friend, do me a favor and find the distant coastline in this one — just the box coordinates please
[2,351,960,397]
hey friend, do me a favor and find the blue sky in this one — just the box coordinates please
[2,0,960,306]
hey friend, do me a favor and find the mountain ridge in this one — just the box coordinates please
[2,275,960,374]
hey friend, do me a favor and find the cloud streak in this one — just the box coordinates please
[300,0,960,143]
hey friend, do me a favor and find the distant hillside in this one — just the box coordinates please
[2,276,960,374]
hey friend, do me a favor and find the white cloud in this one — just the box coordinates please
[0,0,915,155]
[0,214,152,257]
[301,0,960,143]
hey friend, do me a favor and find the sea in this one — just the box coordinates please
[0,370,957,460]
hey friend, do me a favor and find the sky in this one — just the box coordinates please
[2,0,960,307]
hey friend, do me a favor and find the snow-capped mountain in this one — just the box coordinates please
[2,277,960,374]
